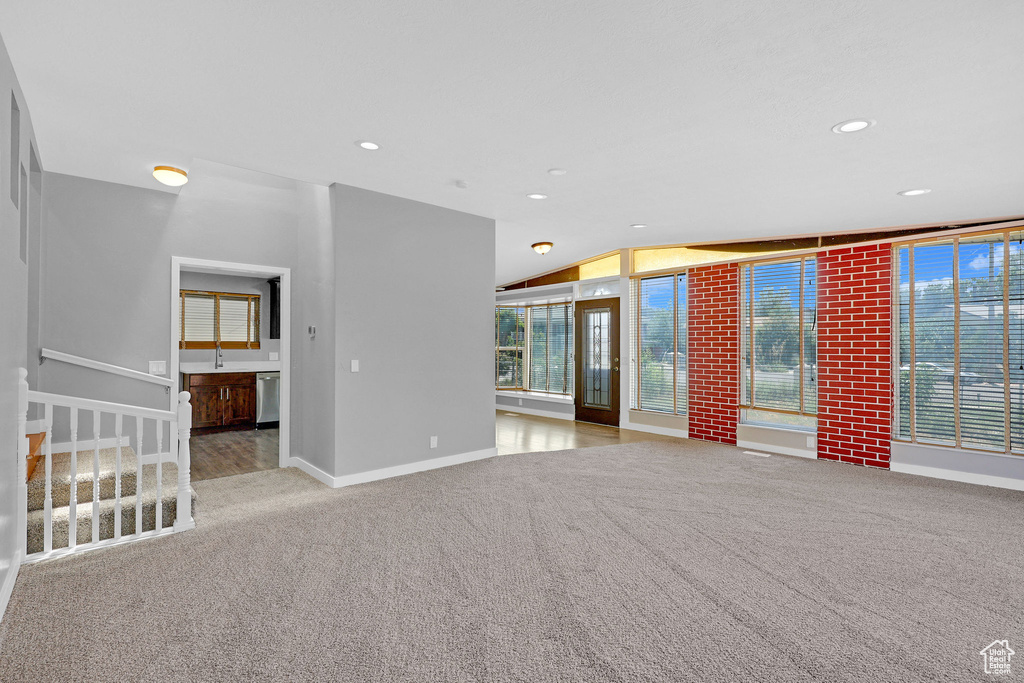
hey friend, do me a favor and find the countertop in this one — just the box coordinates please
[179,361,282,374]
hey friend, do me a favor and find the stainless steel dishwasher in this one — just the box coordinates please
[256,371,280,428]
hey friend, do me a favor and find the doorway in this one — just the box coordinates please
[169,257,291,478]
[574,297,620,426]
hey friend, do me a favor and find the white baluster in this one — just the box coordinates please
[17,369,28,558]
[114,413,123,540]
[155,417,163,532]
[92,409,100,543]
[44,403,53,554]
[68,408,78,550]
[135,418,143,536]
[174,392,194,531]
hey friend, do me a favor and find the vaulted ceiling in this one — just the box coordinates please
[2,1,1022,284]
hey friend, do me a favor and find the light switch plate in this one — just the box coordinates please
[351,360,359,373]
[430,436,438,449]
[269,352,279,361]
[149,361,167,376]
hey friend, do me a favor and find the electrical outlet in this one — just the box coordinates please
[518,398,523,406]
[148,361,167,376]
[806,435,814,448]
[351,359,359,373]
[430,435,438,449]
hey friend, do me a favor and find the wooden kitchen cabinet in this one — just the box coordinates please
[182,372,256,434]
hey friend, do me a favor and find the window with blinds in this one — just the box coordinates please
[740,257,816,428]
[496,304,573,394]
[496,306,526,389]
[895,229,1024,454]
[632,272,687,414]
[180,290,260,350]
[527,303,573,394]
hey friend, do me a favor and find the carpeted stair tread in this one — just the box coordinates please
[27,446,139,513]
[26,463,197,556]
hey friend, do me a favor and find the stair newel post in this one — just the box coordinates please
[92,409,101,544]
[174,391,194,531]
[43,403,52,553]
[68,408,78,550]
[17,368,28,559]
[114,413,123,540]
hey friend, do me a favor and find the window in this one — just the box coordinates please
[496,304,573,393]
[527,303,573,394]
[496,306,525,389]
[740,257,816,428]
[895,230,1023,454]
[632,272,687,414]
[180,290,260,349]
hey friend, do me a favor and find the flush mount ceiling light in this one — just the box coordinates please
[631,223,648,229]
[532,242,553,255]
[897,188,932,196]
[152,166,188,187]
[547,168,567,176]
[831,119,875,134]
[356,140,380,150]
[526,193,548,200]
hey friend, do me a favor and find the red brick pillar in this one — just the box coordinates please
[817,244,893,467]
[688,263,739,444]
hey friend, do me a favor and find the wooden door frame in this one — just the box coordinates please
[170,257,291,467]
[574,297,621,426]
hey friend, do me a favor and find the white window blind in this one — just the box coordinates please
[740,257,816,425]
[180,290,260,349]
[496,306,525,389]
[634,272,687,414]
[896,229,1024,454]
[527,303,572,395]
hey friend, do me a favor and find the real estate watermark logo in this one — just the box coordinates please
[980,640,1014,676]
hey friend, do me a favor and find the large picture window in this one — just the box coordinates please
[632,272,687,414]
[895,230,1024,454]
[740,257,816,427]
[180,290,260,350]
[496,304,573,393]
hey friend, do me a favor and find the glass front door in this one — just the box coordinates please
[575,298,620,426]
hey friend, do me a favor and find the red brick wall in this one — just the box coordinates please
[816,244,893,468]
[688,263,739,444]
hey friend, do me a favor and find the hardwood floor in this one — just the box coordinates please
[190,428,279,482]
[496,411,682,455]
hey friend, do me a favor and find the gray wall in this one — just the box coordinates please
[178,272,279,364]
[0,33,40,607]
[332,184,495,477]
[39,161,334,471]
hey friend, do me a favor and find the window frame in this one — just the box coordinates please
[179,289,261,350]
[739,255,817,419]
[495,305,526,390]
[525,302,573,396]
[893,227,1022,455]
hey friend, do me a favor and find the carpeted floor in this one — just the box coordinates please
[1,440,1022,682]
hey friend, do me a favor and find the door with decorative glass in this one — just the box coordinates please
[574,298,620,426]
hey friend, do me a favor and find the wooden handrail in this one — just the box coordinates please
[40,348,173,388]
[26,389,176,421]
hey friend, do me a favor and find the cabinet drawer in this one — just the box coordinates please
[186,372,256,387]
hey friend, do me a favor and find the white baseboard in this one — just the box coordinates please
[495,404,574,421]
[0,549,24,626]
[737,439,817,460]
[890,461,1024,492]
[290,447,500,489]
[49,436,129,454]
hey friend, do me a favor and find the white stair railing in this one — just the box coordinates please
[17,368,194,563]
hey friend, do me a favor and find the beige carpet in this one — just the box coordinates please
[1,440,1022,682]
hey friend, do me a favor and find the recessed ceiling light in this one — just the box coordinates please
[547,168,567,176]
[526,193,548,200]
[831,119,875,134]
[152,166,188,187]
[532,242,553,255]
[357,140,380,150]
[631,223,647,229]
[897,189,931,196]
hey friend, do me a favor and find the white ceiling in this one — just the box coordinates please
[2,1,1022,285]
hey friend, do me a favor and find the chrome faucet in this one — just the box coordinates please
[215,341,224,369]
